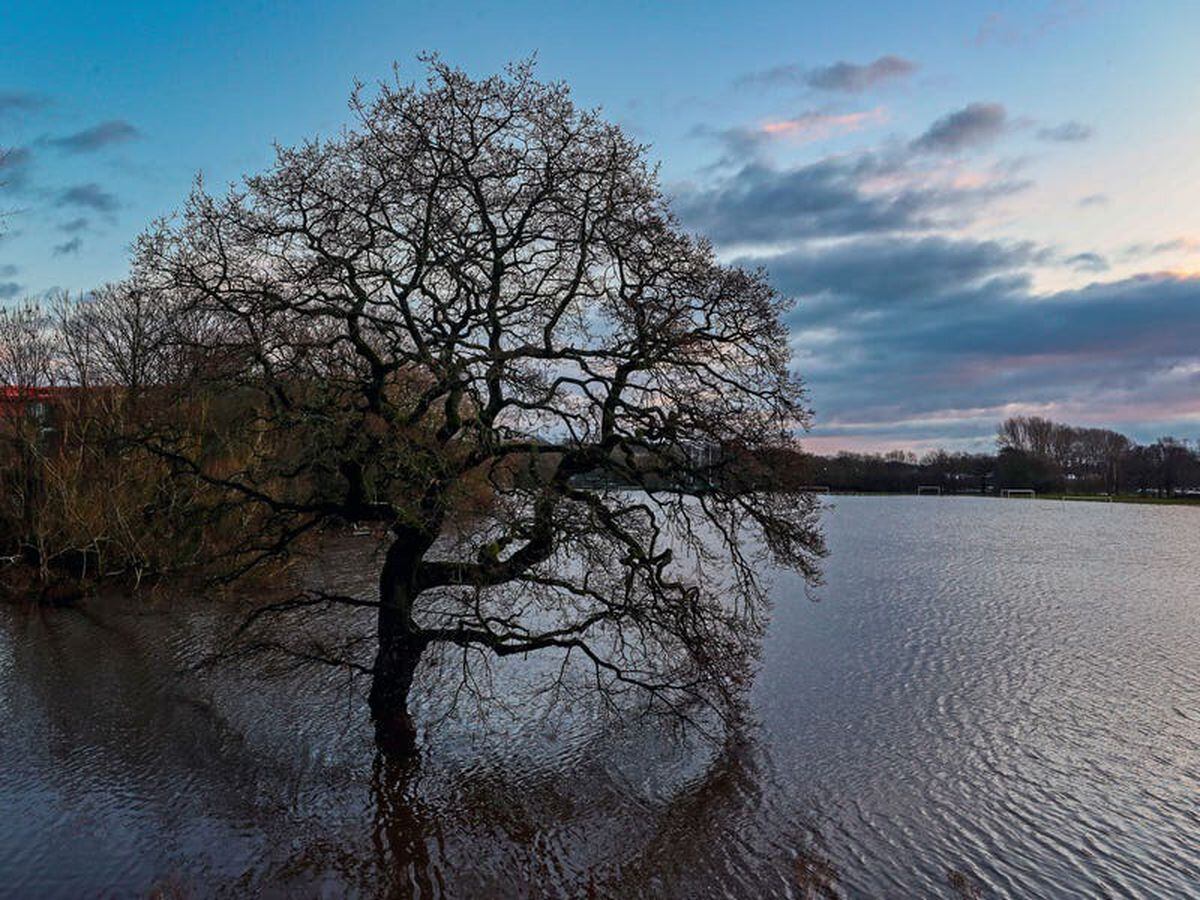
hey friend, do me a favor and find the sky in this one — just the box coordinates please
[3,0,1200,453]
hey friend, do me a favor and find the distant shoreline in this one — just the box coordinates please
[811,491,1200,507]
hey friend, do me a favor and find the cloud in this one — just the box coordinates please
[735,65,808,89]
[57,182,119,213]
[752,236,1038,324]
[48,120,139,153]
[1064,251,1108,272]
[760,107,889,141]
[872,274,1200,399]
[974,12,1022,46]
[689,124,771,166]
[0,266,24,301]
[1120,237,1200,260]
[738,55,917,93]
[972,2,1092,48]
[53,236,83,256]
[911,102,1007,153]
[683,53,1190,447]
[774,242,1200,444]
[0,146,34,190]
[673,152,1028,245]
[1037,121,1092,142]
[58,217,90,233]
[694,108,889,165]
[805,56,918,93]
[0,91,48,115]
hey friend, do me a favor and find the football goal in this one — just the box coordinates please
[917,485,942,496]
[1001,488,1036,499]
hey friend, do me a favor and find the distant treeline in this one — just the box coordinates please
[796,416,1200,497]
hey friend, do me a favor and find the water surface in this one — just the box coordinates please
[1,496,1197,897]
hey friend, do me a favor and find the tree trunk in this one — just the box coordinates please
[369,537,427,756]
[369,613,425,756]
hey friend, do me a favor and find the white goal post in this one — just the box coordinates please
[1001,488,1036,499]
[917,485,942,496]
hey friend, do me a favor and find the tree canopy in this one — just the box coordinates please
[19,59,825,753]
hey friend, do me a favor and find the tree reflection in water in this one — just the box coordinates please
[357,730,839,898]
[0,593,836,898]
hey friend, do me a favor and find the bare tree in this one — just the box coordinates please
[0,302,55,392]
[0,294,233,594]
[53,285,172,397]
[0,146,14,234]
[133,58,824,754]
[997,415,1057,459]
[0,303,58,584]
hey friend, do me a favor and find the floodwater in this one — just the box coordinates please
[1,496,1198,897]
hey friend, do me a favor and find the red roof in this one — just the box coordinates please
[0,386,71,402]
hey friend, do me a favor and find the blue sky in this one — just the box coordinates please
[3,0,1200,451]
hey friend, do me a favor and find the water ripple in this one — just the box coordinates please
[0,496,1197,896]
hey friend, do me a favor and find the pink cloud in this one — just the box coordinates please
[759,107,888,143]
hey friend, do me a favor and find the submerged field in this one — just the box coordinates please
[1,496,1197,897]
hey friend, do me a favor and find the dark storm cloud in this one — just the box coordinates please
[57,182,119,213]
[48,120,139,153]
[1036,121,1092,142]
[911,102,1007,153]
[737,55,917,93]
[673,153,1028,244]
[52,236,83,256]
[58,217,90,233]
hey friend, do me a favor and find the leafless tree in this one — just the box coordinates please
[53,285,173,398]
[132,58,824,754]
[0,304,58,584]
[0,146,15,233]
[998,415,1139,493]
[0,302,55,392]
[997,415,1057,459]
